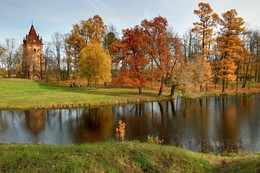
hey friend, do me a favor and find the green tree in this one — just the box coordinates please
[79,43,111,87]
[104,24,117,50]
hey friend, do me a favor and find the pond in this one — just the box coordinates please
[0,94,260,153]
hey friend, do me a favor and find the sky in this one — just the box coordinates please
[0,0,260,45]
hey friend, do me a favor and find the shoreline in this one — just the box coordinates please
[0,78,260,110]
[2,91,260,110]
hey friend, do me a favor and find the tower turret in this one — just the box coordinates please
[22,24,45,80]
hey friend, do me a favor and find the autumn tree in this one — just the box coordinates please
[65,15,106,78]
[141,16,181,96]
[109,39,125,78]
[111,26,150,94]
[79,43,111,87]
[192,2,218,91]
[216,9,248,92]
[192,2,218,58]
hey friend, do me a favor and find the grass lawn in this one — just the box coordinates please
[0,141,260,173]
[1,78,260,109]
[1,79,260,172]
[0,78,171,110]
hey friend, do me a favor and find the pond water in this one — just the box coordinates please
[0,94,260,153]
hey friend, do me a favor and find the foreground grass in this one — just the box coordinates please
[0,78,170,110]
[0,141,259,173]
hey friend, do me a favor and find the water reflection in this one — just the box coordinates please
[25,110,45,135]
[68,107,114,143]
[0,94,260,153]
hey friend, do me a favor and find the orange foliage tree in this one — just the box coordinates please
[65,15,105,78]
[192,2,218,91]
[110,26,150,94]
[141,16,181,96]
[192,2,218,57]
[216,9,248,92]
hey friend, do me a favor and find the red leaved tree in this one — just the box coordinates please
[110,26,150,94]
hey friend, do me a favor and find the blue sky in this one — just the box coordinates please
[0,0,260,45]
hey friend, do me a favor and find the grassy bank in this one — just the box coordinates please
[1,78,260,110]
[0,141,259,173]
[0,78,170,110]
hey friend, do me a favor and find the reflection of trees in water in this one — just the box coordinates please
[168,98,211,152]
[25,110,45,135]
[114,103,151,141]
[218,97,239,153]
[0,94,259,152]
[68,107,113,143]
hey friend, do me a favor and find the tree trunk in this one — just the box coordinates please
[248,58,253,89]
[66,60,70,80]
[158,76,165,96]
[242,63,249,88]
[138,87,142,94]
[151,59,154,90]
[170,84,177,97]
[236,62,240,92]
[225,81,228,89]
[222,80,225,92]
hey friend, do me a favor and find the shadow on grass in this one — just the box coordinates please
[35,80,161,98]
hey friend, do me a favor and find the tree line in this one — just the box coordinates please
[0,2,260,96]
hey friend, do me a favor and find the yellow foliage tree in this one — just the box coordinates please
[192,2,218,58]
[192,2,218,91]
[79,43,111,87]
[65,15,106,78]
[216,9,248,92]
[216,57,237,92]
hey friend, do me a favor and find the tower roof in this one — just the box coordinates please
[23,24,43,45]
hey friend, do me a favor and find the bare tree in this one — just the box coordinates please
[52,32,64,80]
[2,38,20,77]
[182,29,200,62]
[44,41,55,81]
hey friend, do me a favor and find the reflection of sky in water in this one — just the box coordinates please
[0,94,260,153]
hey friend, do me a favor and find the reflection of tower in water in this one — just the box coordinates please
[25,110,45,135]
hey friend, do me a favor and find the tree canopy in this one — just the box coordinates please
[79,43,111,87]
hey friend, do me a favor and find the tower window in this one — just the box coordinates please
[34,49,36,53]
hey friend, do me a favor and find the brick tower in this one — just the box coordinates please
[22,24,45,80]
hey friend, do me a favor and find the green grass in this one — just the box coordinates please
[1,78,259,109]
[0,78,171,110]
[0,141,259,173]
